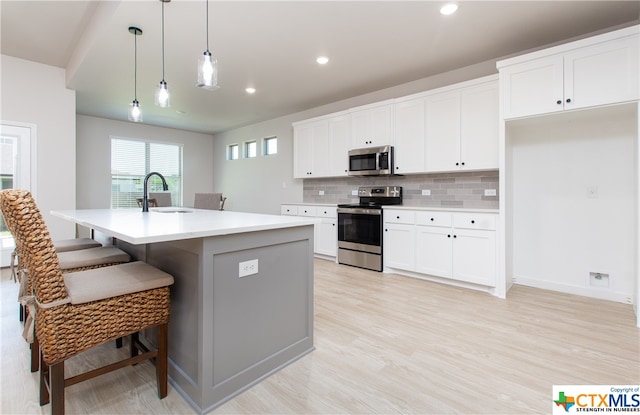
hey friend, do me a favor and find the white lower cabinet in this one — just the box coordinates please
[281,204,337,258]
[384,209,497,287]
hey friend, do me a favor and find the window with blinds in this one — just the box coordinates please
[111,137,183,208]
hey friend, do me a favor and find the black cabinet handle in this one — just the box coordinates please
[471,220,475,224]
[447,234,451,238]
[385,229,388,232]
[396,216,400,219]
[455,162,459,166]
[430,218,434,221]
[453,235,457,238]
[566,98,572,103]
[556,100,562,105]
[461,162,465,166]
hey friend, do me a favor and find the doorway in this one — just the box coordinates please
[0,122,34,267]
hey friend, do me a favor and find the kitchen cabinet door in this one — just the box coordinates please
[328,115,350,177]
[452,228,496,286]
[393,97,426,174]
[415,225,453,277]
[499,55,564,120]
[564,35,639,112]
[460,81,499,171]
[350,102,393,149]
[383,223,415,271]
[316,218,337,257]
[425,91,461,172]
[293,121,328,178]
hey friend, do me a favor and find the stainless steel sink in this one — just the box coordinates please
[152,208,194,213]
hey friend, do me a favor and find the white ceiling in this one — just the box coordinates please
[1,1,638,135]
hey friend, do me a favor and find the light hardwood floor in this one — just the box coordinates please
[1,260,638,414]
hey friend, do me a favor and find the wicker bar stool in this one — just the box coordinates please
[0,193,132,373]
[0,189,174,415]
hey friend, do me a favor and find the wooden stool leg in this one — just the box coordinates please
[130,332,139,358]
[39,352,49,406]
[31,335,40,373]
[50,362,65,415]
[156,323,168,399]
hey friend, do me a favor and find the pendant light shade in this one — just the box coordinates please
[155,0,170,107]
[128,26,143,122]
[197,0,219,90]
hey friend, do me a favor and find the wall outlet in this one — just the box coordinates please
[351,190,358,196]
[239,259,259,277]
[319,190,325,196]
[421,189,431,196]
[484,189,497,196]
[587,186,598,199]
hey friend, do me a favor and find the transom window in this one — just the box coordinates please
[263,136,277,155]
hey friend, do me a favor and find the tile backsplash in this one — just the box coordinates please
[303,170,499,209]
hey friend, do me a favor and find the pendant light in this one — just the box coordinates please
[128,26,143,122]
[197,0,219,90]
[155,0,170,107]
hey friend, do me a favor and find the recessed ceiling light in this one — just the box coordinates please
[316,56,329,65]
[246,87,256,94]
[440,2,458,15]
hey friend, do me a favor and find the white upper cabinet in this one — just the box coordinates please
[498,26,639,119]
[393,97,426,174]
[293,112,350,179]
[459,81,499,171]
[328,114,350,177]
[424,77,499,173]
[425,91,461,172]
[349,100,394,149]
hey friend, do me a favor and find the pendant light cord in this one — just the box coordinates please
[206,0,209,52]
[134,30,138,100]
[161,0,165,81]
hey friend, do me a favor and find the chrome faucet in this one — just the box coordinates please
[142,172,169,212]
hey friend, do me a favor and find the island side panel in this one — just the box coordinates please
[135,238,205,409]
[201,225,315,413]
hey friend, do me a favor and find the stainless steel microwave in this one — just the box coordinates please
[348,145,394,176]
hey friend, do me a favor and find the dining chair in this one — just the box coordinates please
[0,189,174,415]
[148,192,172,207]
[194,192,227,210]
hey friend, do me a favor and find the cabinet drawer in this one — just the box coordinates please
[298,206,317,217]
[384,210,415,225]
[317,207,337,218]
[453,213,496,230]
[415,211,452,228]
[281,205,298,215]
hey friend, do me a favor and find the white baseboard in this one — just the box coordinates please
[513,274,633,304]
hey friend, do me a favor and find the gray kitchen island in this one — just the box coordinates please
[51,207,317,414]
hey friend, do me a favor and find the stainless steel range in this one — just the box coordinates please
[337,186,402,271]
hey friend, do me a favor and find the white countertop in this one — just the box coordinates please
[52,208,319,245]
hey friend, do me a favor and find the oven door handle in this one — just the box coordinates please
[337,207,382,215]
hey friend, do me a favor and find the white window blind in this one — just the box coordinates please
[111,137,183,208]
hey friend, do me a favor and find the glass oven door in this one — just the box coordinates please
[337,207,382,254]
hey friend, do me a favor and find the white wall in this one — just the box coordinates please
[508,104,637,303]
[0,55,76,240]
[212,60,497,214]
[76,115,214,209]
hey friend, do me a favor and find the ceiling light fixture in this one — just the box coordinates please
[245,87,256,94]
[440,2,458,15]
[316,56,329,65]
[155,0,170,107]
[128,26,143,122]
[197,0,219,90]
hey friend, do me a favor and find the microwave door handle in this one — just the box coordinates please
[376,152,380,171]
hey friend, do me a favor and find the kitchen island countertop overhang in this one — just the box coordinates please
[51,207,320,245]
